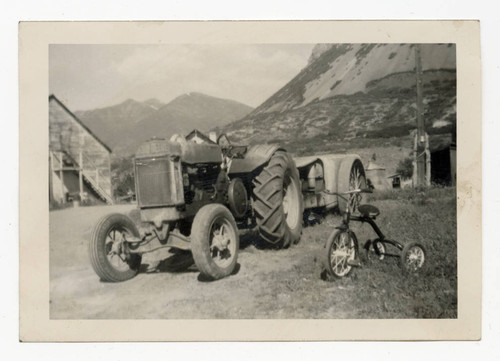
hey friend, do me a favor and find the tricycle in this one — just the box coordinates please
[322,188,426,279]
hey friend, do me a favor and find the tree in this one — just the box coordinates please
[111,156,135,199]
[396,157,414,180]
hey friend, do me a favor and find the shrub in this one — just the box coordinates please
[396,157,414,179]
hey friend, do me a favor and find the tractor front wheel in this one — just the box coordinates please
[89,213,142,282]
[191,204,239,280]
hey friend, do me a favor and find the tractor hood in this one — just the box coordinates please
[136,137,223,164]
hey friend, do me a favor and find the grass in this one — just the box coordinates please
[302,186,457,318]
[241,186,457,319]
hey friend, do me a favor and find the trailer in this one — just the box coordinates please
[295,154,366,218]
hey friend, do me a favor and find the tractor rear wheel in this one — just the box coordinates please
[252,151,304,248]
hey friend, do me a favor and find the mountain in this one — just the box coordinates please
[222,43,456,169]
[76,93,253,155]
[249,44,455,116]
[153,92,254,133]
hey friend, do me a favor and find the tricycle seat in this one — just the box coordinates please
[358,204,380,219]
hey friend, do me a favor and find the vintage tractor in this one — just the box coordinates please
[89,131,304,282]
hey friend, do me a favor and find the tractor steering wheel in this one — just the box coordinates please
[217,133,235,159]
[217,133,232,148]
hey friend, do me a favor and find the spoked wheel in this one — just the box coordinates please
[371,239,386,261]
[338,159,367,213]
[400,242,426,273]
[324,230,359,278]
[191,204,239,280]
[349,162,367,211]
[89,213,142,282]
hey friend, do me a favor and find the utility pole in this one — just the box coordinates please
[414,44,428,187]
[79,133,84,203]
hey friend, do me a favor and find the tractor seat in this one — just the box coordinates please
[358,204,380,219]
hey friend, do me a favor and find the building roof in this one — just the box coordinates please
[49,94,112,153]
[366,161,385,171]
[387,173,401,179]
[185,129,216,144]
[429,133,454,153]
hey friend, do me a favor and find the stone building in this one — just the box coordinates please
[49,95,113,206]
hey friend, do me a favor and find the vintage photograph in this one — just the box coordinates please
[48,42,457,320]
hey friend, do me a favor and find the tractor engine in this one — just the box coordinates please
[134,137,230,228]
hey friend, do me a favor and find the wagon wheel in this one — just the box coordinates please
[337,159,367,213]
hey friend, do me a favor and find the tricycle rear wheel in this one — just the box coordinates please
[372,239,386,260]
[400,242,426,273]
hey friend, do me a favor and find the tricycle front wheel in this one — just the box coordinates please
[324,229,358,278]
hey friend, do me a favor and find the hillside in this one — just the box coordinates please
[76,92,253,155]
[222,44,456,174]
[249,43,455,115]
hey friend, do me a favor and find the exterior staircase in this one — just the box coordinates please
[51,150,114,205]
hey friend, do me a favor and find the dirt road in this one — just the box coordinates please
[50,204,334,319]
[50,191,456,319]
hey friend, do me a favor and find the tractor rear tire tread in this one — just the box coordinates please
[252,151,303,249]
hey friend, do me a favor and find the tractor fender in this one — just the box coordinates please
[228,144,284,174]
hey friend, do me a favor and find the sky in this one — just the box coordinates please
[49,44,315,111]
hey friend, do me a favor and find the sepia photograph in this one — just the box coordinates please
[19,21,481,341]
[48,43,457,319]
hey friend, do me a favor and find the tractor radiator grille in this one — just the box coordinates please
[135,157,179,207]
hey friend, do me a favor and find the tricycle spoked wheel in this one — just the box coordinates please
[191,204,239,280]
[400,242,426,273]
[372,240,386,260]
[324,230,358,278]
[89,213,142,282]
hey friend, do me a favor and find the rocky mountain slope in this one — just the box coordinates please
[223,44,456,167]
[76,92,253,155]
